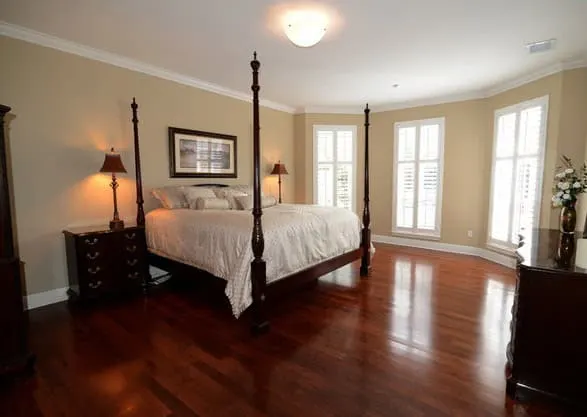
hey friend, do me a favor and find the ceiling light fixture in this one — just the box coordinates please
[284,10,328,48]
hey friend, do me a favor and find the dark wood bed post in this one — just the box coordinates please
[250,52,269,334]
[131,98,145,228]
[360,104,371,277]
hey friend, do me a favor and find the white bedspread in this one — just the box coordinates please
[146,204,362,317]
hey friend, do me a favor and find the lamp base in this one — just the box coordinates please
[109,219,125,230]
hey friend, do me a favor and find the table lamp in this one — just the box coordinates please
[99,147,127,230]
[270,161,288,203]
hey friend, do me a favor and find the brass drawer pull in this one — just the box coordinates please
[84,237,99,245]
[88,266,101,274]
[86,252,100,260]
[125,232,136,240]
[126,259,138,267]
[127,272,141,280]
[88,280,102,289]
[126,245,137,253]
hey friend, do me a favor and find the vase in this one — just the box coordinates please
[560,204,577,234]
[556,232,576,268]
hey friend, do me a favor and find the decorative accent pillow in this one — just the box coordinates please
[151,186,188,209]
[183,187,217,207]
[235,195,277,210]
[213,188,248,209]
[261,195,277,208]
[192,197,230,210]
[229,184,254,195]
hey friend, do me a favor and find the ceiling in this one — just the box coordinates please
[2,0,587,112]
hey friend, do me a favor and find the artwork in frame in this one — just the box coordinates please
[168,127,237,178]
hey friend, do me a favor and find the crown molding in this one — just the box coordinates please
[561,55,587,71]
[483,61,562,98]
[484,55,587,97]
[0,21,296,114]
[371,90,486,113]
[2,21,586,116]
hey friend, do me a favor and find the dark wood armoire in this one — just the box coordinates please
[0,104,34,378]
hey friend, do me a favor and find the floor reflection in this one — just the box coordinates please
[389,258,433,360]
[6,244,572,417]
[477,276,515,385]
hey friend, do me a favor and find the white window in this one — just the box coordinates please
[488,96,548,250]
[393,118,445,237]
[313,125,357,211]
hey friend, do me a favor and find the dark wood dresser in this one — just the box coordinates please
[0,104,34,378]
[63,225,149,302]
[506,228,587,409]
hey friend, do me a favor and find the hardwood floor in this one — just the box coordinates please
[0,244,577,417]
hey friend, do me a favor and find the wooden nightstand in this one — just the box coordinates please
[63,225,150,302]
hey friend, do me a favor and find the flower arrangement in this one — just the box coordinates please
[552,155,587,208]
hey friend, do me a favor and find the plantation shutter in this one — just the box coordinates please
[394,119,444,236]
[314,126,356,211]
[489,97,547,248]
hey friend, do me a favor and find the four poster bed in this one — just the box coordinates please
[130,53,372,333]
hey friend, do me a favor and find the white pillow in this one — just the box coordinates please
[151,186,187,209]
[235,195,277,210]
[192,197,230,210]
[184,187,217,207]
[213,188,248,209]
[229,184,254,195]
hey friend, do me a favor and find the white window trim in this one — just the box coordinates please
[392,117,445,238]
[486,95,549,251]
[313,124,358,212]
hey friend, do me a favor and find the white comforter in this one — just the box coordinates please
[146,204,361,317]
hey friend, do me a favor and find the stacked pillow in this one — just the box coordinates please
[151,185,274,211]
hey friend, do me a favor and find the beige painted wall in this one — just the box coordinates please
[2,34,585,296]
[296,69,587,248]
[0,36,294,296]
[558,68,587,232]
[371,100,488,246]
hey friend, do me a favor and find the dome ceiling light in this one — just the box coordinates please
[283,9,329,48]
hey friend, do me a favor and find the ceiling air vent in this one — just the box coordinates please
[526,39,556,54]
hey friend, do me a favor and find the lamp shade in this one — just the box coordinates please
[99,147,127,174]
[270,162,288,175]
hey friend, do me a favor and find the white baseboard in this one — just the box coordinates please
[21,239,514,311]
[25,287,69,310]
[372,234,516,269]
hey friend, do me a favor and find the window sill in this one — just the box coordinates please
[392,231,441,241]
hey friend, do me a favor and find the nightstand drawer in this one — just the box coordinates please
[64,226,149,303]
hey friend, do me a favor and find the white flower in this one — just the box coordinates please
[565,168,574,174]
[559,182,570,190]
[563,194,571,200]
[556,172,566,179]
[574,182,582,188]
[557,191,564,197]
[553,197,562,206]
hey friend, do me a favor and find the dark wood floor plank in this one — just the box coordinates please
[0,244,579,416]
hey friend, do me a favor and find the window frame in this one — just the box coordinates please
[392,117,445,238]
[313,124,358,212]
[487,95,549,252]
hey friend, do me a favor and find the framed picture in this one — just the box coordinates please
[168,127,237,178]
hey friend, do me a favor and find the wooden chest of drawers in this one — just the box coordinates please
[63,225,149,301]
[506,229,587,410]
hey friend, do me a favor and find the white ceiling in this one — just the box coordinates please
[1,0,587,112]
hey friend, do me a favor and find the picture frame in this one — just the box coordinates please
[168,127,237,178]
